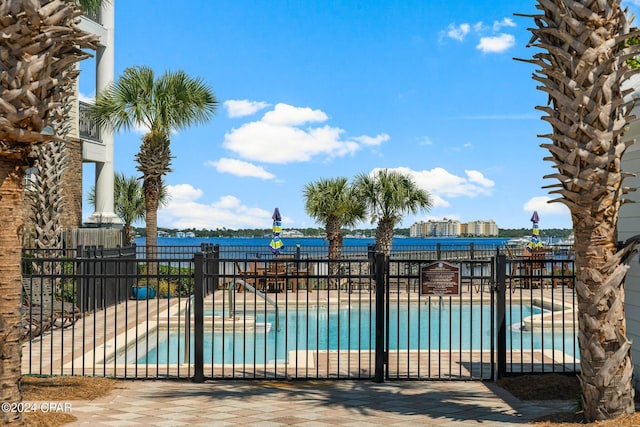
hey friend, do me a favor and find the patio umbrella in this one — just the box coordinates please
[526,211,543,253]
[269,207,284,255]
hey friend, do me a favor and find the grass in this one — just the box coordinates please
[22,376,117,427]
[496,374,640,426]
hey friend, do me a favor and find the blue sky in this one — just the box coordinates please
[79,0,640,232]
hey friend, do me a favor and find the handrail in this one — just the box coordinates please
[227,281,280,331]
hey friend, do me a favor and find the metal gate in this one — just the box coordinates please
[190,250,578,381]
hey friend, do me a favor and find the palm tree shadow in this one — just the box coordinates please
[133,379,541,424]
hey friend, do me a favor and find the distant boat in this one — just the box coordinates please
[556,233,574,245]
[505,237,530,247]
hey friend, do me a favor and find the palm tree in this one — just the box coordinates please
[26,141,68,252]
[87,66,217,266]
[89,173,170,245]
[354,169,432,256]
[0,1,100,423]
[303,177,365,280]
[519,0,640,422]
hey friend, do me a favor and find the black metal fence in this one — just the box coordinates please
[20,244,577,381]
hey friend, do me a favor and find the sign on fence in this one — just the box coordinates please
[420,261,460,296]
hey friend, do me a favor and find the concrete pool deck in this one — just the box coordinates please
[66,378,575,426]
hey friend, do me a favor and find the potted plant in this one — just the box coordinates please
[131,280,157,300]
[157,280,176,298]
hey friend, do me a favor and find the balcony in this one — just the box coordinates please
[83,8,102,25]
[79,101,101,142]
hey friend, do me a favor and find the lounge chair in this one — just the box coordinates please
[21,305,52,341]
[22,278,81,336]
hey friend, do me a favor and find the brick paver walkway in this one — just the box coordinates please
[66,379,574,426]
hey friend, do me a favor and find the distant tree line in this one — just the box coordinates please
[133,226,572,239]
[498,228,572,239]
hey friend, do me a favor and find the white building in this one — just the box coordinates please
[618,72,640,391]
[410,219,498,237]
[77,2,121,228]
[465,220,499,237]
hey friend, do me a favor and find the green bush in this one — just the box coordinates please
[136,263,194,297]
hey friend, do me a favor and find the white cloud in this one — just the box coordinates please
[446,23,470,41]
[208,158,275,180]
[492,17,516,31]
[223,102,388,163]
[352,134,389,146]
[523,196,570,217]
[369,166,495,208]
[418,136,433,146]
[442,18,516,54]
[224,99,270,118]
[262,103,327,126]
[477,33,515,53]
[465,170,494,187]
[159,184,274,229]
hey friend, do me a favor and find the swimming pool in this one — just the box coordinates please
[117,302,578,365]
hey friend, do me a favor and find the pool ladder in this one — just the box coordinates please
[227,281,280,331]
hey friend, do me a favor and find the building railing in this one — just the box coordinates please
[79,101,101,142]
[83,8,102,25]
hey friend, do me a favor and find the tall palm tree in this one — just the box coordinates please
[303,177,365,279]
[0,1,99,424]
[89,173,169,245]
[519,0,640,422]
[354,169,432,256]
[88,66,217,266]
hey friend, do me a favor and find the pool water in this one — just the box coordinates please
[131,303,578,365]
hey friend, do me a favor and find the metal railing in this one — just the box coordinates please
[79,101,101,142]
[20,245,577,381]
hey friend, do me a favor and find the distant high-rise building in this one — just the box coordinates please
[410,218,461,237]
[465,220,499,236]
[410,219,498,237]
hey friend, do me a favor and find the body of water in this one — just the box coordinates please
[136,236,511,249]
[127,303,577,365]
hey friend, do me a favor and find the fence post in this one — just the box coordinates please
[211,244,220,294]
[76,245,86,312]
[193,252,205,383]
[495,254,507,380]
[374,252,386,383]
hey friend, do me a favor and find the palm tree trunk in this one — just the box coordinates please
[124,223,135,246]
[326,217,343,289]
[0,160,25,425]
[144,176,160,277]
[376,219,395,257]
[574,223,635,420]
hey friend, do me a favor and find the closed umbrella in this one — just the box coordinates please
[526,211,543,254]
[269,207,284,255]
